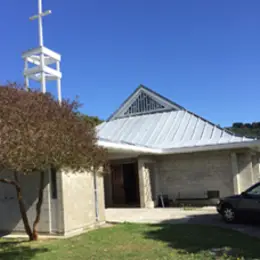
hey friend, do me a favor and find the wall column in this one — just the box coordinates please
[237,151,254,192]
[231,152,240,194]
[138,158,155,208]
[252,153,260,183]
[153,164,160,207]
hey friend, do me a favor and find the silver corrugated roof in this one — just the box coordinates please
[97,110,253,149]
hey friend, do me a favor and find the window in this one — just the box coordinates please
[51,167,57,199]
[124,91,165,116]
[247,184,260,196]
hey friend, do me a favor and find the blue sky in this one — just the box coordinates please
[1,0,260,126]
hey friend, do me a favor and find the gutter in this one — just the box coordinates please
[162,139,260,154]
[97,140,161,154]
[97,139,260,155]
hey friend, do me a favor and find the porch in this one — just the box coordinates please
[104,157,157,208]
[103,149,260,209]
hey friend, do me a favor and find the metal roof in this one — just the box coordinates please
[97,85,257,153]
[97,110,253,150]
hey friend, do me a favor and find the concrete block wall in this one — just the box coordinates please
[61,170,105,236]
[51,171,64,234]
[235,150,260,192]
[138,159,154,208]
[0,170,51,234]
[237,152,254,191]
[157,151,234,200]
[96,174,106,222]
[0,168,105,236]
[252,153,260,183]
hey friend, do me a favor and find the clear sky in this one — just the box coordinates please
[1,0,260,126]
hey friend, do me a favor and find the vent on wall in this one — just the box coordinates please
[207,190,220,199]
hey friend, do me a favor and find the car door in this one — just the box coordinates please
[237,183,260,221]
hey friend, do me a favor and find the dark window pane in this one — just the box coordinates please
[51,168,57,199]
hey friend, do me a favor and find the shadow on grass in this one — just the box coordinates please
[159,213,260,230]
[144,215,260,259]
[0,240,49,260]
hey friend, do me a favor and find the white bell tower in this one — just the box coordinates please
[22,0,62,103]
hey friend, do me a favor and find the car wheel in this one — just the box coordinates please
[222,205,236,223]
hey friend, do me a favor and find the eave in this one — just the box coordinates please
[97,139,260,156]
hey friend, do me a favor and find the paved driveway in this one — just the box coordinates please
[106,207,216,224]
[105,208,260,238]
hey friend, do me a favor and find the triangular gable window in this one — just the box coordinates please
[108,85,183,120]
[124,91,165,116]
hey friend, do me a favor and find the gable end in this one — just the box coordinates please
[108,85,184,121]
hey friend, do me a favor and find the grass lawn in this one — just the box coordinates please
[1,224,260,260]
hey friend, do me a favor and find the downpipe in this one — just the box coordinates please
[93,170,99,223]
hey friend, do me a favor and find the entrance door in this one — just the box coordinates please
[110,163,140,207]
[123,163,139,205]
[111,165,125,205]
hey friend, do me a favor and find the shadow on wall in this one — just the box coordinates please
[0,240,49,260]
[0,171,49,236]
[142,216,260,259]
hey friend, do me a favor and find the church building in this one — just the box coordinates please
[97,85,260,208]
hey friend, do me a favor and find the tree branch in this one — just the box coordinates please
[0,178,19,188]
[13,172,34,240]
[32,171,45,240]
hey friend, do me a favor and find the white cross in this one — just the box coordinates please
[29,0,51,47]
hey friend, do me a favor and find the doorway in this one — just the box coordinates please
[111,162,140,207]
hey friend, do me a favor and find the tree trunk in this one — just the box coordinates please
[32,171,45,241]
[13,172,34,241]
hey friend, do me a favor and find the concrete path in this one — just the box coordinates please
[105,208,260,238]
[105,207,216,224]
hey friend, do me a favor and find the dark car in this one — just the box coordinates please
[217,182,260,223]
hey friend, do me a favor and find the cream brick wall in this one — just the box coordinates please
[237,151,257,192]
[0,168,105,236]
[252,154,260,183]
[61,170,105,235]
[252,153,260,183]
[50,171,64,234]
[157,151,234,200]
[138,160,152,208]
[0,170,51,234]
[96,174,106,222]
[138,159,156,208]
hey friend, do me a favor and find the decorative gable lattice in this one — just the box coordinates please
[108,85,183,120]
[124,91,165,116]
